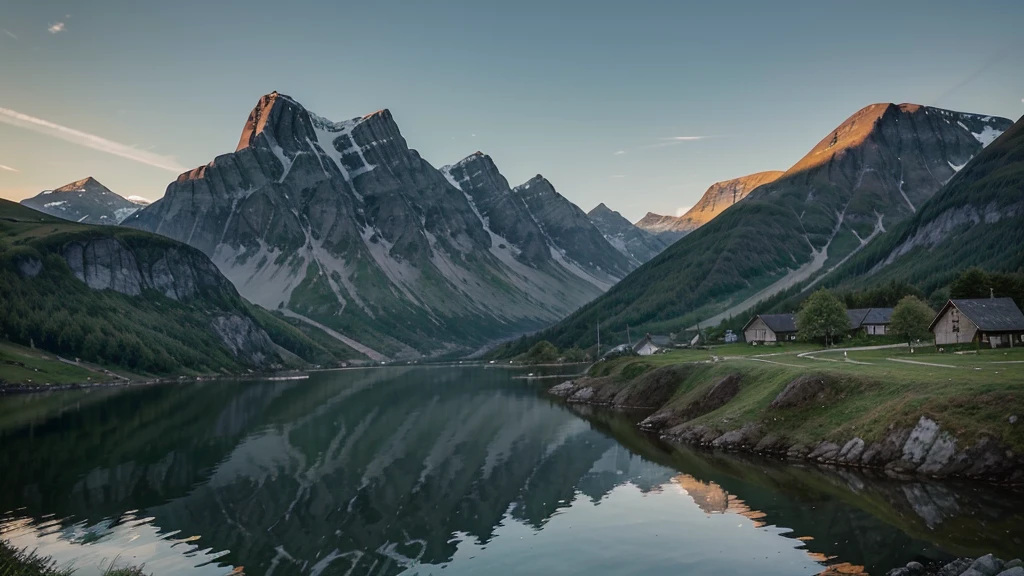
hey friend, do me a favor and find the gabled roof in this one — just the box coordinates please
[847,309,871,329]
[863,308,894,325]
[634,334,672,352]
[929,298,1024,332]
[743,313,797,334]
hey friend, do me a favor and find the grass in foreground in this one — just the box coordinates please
[589,343,1024,451]
[1,540,149,576]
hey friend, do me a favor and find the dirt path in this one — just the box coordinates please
[885,358,957,368]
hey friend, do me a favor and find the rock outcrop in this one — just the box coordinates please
[61,237,232,300]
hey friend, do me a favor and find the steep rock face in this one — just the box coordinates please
[210,315,277,366]
[507,103,1012,351]
[830,113,1024,292]
[587,203,667,265]
[126,93,624,358]
[636,171,784,241]
[514,176,634,281]
[60,237,235,301]
[21,177,147,225]
[440,152,551,267]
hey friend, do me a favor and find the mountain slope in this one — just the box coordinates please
[125,93,627,358]
[0,199,360,377]
[826,113,1024,295]
[20,177,147,225]
[588,203,668,265]
[498,103,1012,352]
[636,171,784,241]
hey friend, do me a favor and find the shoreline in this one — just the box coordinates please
[547,358,1024,487]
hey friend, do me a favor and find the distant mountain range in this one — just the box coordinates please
[498,103,1014,353]
[636,171,785,241]
[123,92,642,359]
[20,177,150,225]
[587,203,668,265]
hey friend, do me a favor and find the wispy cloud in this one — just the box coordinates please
[2,29,17,40]
[0,107,187,173]
[675,205,693,217]
[48,22,66,34]
[660,136,706,141]
[0,164,18,173]
[613,150,626,156]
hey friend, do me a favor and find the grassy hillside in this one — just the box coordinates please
[0,200,360,381]
[496,105,1006,356]
[585,344,1024,452]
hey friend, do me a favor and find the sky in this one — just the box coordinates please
[1,0,1023,223]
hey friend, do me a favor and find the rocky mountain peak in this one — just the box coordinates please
[22,177,142,225]
[588,203,612,215]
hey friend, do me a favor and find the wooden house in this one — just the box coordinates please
[847,308,894,336]
[633,334,672,356]
[929,298,1024,348]
[743,314,797,344]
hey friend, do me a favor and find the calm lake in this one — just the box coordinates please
[1,366,1021,576]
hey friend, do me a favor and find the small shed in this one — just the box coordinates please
[848,308,894,336]
[633,334,672,356]
[742,314,797,344]
[929,298,1024,348]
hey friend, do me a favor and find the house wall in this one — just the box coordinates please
[978,331,1024,349]
[932,306,979,346]
[865,324,887,336]
[744,318,776,343]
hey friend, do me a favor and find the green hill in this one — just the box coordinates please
[0,199,360,381]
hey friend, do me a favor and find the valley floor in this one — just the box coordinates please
[551,343,1024,483]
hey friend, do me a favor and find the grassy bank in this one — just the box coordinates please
[0,540,146,576]
[584,343,1024,452]
[0,341,124,387]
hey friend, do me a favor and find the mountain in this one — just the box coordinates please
[125,92,630,359]
[826,113,1024,295]
[0,199,360,377]
[635,171,785,241]
[497,103,1012,352]
[587,203,668,265]
[20,177,148,225]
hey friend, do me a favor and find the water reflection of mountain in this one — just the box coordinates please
[0,368,1021,576]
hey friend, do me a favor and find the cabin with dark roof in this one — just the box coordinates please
[929,298,1024,348]
[743,314,797,344]
[847,308,894,336]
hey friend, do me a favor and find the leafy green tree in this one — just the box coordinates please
[889,296,935,347]
[797,289,849,346]
[521,340,560,364]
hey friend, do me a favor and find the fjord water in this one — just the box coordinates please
[1,368,1021,576]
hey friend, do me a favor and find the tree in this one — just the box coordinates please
[521,340,560,364]
[797,289,849,346]
[889,296,935,348]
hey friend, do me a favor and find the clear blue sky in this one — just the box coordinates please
[1,0,1022,222]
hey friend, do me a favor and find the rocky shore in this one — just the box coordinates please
[549,371,1024,485]
[888,554,1022,576]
